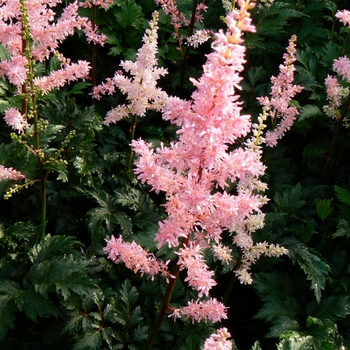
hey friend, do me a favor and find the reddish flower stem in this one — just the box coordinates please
[145,235,190,350]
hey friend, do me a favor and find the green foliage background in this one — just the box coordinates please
[1,0,350,349]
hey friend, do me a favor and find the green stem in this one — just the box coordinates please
[20,0,47,241]
[145,235,190,350]
[127,114,137,173]
[32,92,47,241]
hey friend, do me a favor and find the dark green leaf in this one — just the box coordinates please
[316,199,332,221]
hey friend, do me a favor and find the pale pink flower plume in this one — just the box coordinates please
[258,35,303,147]
[203,328,232,350]
[0,165,25,182]
[323,75,348,122]
[130,2,270,296]
[235,242,288,284]
[105,0,288,325]
[333,56,350,83]
[170,298,228,323]
[34,61,91,94]
[0,0,105,94]
[186,29,213,48]
[336,9,350,27]
[176,244,217,297]
[0,55,28,89]
[325,75,342,108]
[92,11,168,125]
[3,107,28,133]
[104,235,171,280]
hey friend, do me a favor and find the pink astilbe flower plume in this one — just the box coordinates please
[3,107,28,133]
[336,9,350,27]
[333,56,350,83]
[103,235,171,280]
[105,0,288,326]
[0,165,25,181]
[92,11,168,125]
[323,10,350,127]
[170,298,228,324]
[0,0,106,95]
[257,35,303,147]
[203,328,232,350]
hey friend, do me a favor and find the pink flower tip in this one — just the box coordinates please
[3,107,28,133]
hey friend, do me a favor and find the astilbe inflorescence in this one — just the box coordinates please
[92,11,168,125]
[257,35,304,147]
[155,0,208,51]
[0,0,108,187]
[323,9,350,128]
[203,327,232,350]
[0,0,106,131]
[0,164,25,181]
[104,0,289,333]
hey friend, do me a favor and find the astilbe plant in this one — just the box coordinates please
[257,34,304,147]
[103,0,292,347]
[0,0,108,240]
[322,8,350,175]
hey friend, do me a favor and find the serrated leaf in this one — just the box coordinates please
[253,272,294,301]
[0,294,16,340]
[274,183,305,214]
[320,42,342,69]
[55,271,98,300]
[66,82,92,96]
[88,207,132,235]
[277,334,313,350]
[247,66,267,86]
[19,290,61,322]
[129,305,143,326]
[133,324,148,342]
[316,199,332,220]
[284,239,330,302]
[298,104,322,121]
[303,145,327,164]
[73,329,102,350]
[266,316,300,338]
[333,219,350,238]
[114,187,153,212]
[27,255,98,300]
[334,185,350,206]
[120,279,138,308]
[250,341,262,350]
[306,295,350,322]
[28,235,82,263]
[39,124,66,148]
[255,297,301,322]
[114,0,142,28]
[62,312,85,334]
